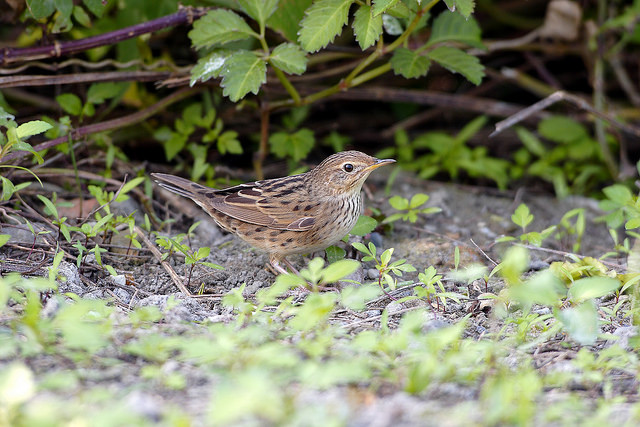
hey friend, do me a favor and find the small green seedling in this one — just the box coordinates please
[382,193,441,225]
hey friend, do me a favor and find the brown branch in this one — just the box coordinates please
[0,6,210,65]
[1,86,201,164]
[0,71,176,88]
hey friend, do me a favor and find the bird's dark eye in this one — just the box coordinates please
[343,163,354,172]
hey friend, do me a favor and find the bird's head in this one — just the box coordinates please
[307,150,395,197]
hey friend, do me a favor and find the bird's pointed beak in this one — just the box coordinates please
[366,158,396,171]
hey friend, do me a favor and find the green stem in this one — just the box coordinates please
[272,66,301,105]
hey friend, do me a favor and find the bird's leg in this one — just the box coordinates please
[269,255,310,293]
[268,256,290,276]
[283,258,300,275]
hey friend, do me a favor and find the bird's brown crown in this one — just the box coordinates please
[306,150,395,197]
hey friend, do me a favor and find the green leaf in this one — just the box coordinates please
[442,0,475,18]
[516,126,546,157]
[267,0,314,42]
[15,120,53,139]
[372,0,399,16]
[353,5,383,50]
[555,301,599,345]
[512,203,533,229]
[190,50,232,86]
[163,132,187,161]
[87,82,124,104]
[538,116,587,144]
[427,46,484,85]
[238,0,278,27]
[29,0,56,19]
[220,50,267,102]
[390,48,430,79]
[218,131,242,155]
[56,94,82,116]
[54,0,73,18]
[0,234,10,247]
[568,277,621,303]
[189,10,256,50]
[73,5,91,27]
[409,193,430,209]
[298,0,352,52]
[382,13,403,35]
[626,217,640,230]
[428,11,483,48]
[602,184,633,205]
[270,43,308,75]
[322,259,360,283]
[326,245,346,263]
[389,195,409,210]
[340,284,382,310]
[82,0,105,17]
[350,215,378,236]
[269,128,315,161]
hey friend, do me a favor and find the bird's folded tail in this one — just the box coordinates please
[150,173,212,202]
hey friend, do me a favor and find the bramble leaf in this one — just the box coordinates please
[390,48,430,79]
[189,10,256,49]
[298,0,352,52]
[353,5,383,50]
[220,51,267,102]
[427,46,484,85]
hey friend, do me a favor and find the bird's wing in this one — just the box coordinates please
[215,178,318,231]
[152,173,317,231]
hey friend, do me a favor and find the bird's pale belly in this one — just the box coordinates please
[218,194,362,256]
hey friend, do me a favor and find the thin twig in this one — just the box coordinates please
[0,6,209,65]
[490,90,640,139]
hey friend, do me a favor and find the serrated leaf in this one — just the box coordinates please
[428,11,484,48]
[372,0,399,16]
[350,215,378,236]
[238,0,278,27]
[298,0,352,53]
[443,0,475,18]
[189,10,256,50]
[56,94,82,116]
[353,5,383,50]
[427,46,484,85]
[390,48,430,79]
[190,50,232,86]
[270,43,308,75]
[220,51,267,102]
[16,121,53,139]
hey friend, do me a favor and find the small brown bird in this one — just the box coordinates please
[151,151,395,275]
